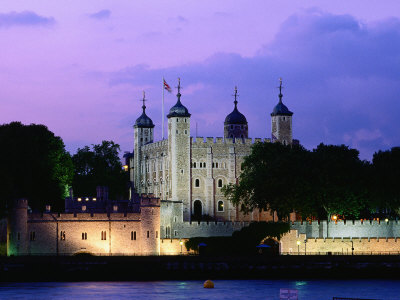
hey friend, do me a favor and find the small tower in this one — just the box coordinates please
[7,198,28,256]
[271,79,293,145]
[139,194,160,255]
[224,86,248,140]
[133,92,155,195]
[167,78,191,220]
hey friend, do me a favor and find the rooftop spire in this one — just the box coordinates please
[141,90,147,113]
[176,77,181,101]
[233,86,238,108]
[278,78,283,103]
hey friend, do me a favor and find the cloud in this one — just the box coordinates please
[108,11,400,160]
[168,15,188,23]
[0,11,55,28]
[89,9,111,20]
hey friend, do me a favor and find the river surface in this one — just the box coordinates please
[0,280,397,299]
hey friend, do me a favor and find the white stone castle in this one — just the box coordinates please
[129,78,295,229]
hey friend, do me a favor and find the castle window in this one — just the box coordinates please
[184,118,187,122]
[193,162,196,168]
[177,119,179,122]
[82,232,87,240]
[241,135,244,138]
[200,162,202,168]
[17,232,20,241]
[29,232,36,241]
[217,201,224,212]
[218,179,223,188]
[230,125,233,129]
[147,231,150,238]
[203,162,206,168]
[185,130,187,134]
[60,231,66,241]
[216,162,218,168]
[140,138,143,142]
[241,125,244,129]
[174,230,178,237]
[283,117,286,121]
[131,231,137,240]
[156,231,158,238]
[145,138,148,142]
[230,134,234,138]
[195,179,200,187]
[101,231,107,240]
[212,163,214,168]
[176,130,178,134]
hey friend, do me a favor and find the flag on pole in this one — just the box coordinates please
[163,79,172,93]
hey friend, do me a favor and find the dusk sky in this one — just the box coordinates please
[1,1,400,160]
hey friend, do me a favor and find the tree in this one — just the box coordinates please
[310,144,370,219]
[72,141,129,200]
[371,147,400,216]
[223,142,371,220]
[0,122,73,213]
[223,142,312,220]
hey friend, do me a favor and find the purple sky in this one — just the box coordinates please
[1,1,400,160]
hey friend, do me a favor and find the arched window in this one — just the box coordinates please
[193,200,202,219]
[195,179,200,187]
[217,201,224,212]
[193,162,197,168]
[218,179,223,188]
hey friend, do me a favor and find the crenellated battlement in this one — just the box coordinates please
[190,137,272,146]
[141,139,168,151]
[291,220,400,238]
[140,194,160,207]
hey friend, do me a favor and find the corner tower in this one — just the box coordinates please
[271,79,293,145]
[133,92,155,195]
[167,78,191,220]
[224,86,248,140]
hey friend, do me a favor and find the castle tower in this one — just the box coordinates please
[139,194,160,255]
[133,92,155,195]
[7,198,28,256]
[224,86,248,140]
[271,79,293,145]
[167,78,191,220]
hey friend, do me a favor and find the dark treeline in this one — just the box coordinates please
[224,142,400,220]
[0,122,128,215]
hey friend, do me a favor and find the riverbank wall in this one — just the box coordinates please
[2,255,400,281]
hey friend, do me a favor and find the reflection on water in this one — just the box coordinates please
[0,280,398,300]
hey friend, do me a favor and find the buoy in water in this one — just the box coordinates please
[203,280,214,288]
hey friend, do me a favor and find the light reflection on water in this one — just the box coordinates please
[0,280,398,300]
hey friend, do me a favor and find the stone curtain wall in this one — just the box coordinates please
[281,230,400,255]
[291,220,400,239]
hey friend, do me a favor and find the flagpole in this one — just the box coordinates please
[162,77,165,140]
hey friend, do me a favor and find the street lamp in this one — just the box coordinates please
[304,239,307,255]
[297,240,301,255]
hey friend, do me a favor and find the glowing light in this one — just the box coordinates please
[77,198,82,202]
[93,198,96,201]
[123,165,129,172]
[332,215,337,221]
[180,241,183,245]
[385,218,389,222]
[85,197,89,201]
[296,240,301,245]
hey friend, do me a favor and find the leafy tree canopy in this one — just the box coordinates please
[0,122,73,213]
[71,141,129,200]
[224,142,372,220]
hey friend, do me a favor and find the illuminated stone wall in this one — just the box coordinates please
[8,197,161,256]
[281,229,400,255]
[291,220,400,239]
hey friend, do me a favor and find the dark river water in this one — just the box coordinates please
[0,280,397,299]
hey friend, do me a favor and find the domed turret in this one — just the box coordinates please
[271,79,293,117]
[224,86,248,139]
[135,92,154,128]
[167,78,191,118]
[271,79,293,145]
